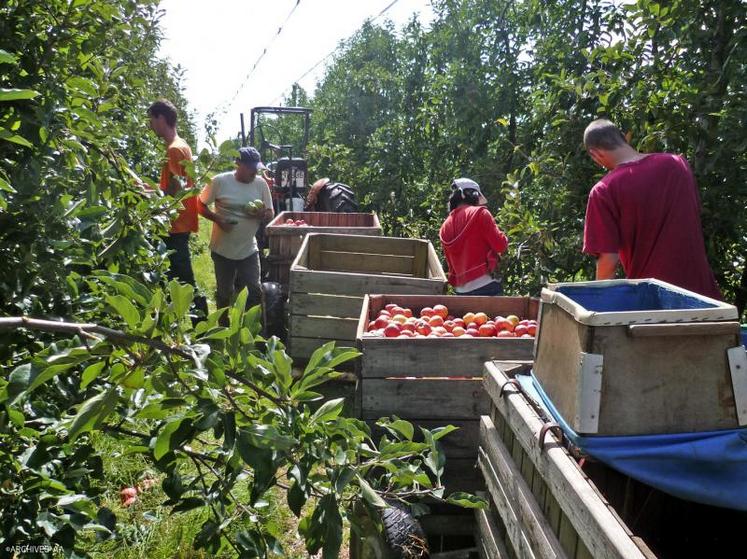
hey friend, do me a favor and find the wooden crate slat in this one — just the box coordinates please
[291,269,446,297]
[319,250,415,275]
[476,507,513,559]
[313,233,426,258]
[290,315,359,341]
[478,448,540,559]
[358,338,534,378]
[361,378,488,420]
[290,293,364,318]
[483,362,652,559]
[480,418,567,559]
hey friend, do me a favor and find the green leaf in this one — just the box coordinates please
[0,176,15,193]
[154,417,191,460]
[239,425,296,451]
[287,480,306,517]
[0,88,39,101]
[431,424,459,441]
[80,361,105,389]
[0,132,33,148]
[380,418,414,440]
[311,397,345,423]
[69,389,117,441]
[356,475,386,508]
[378,441,428,460]
[0,50,17,65]
[445,492,488,509]
[106,295,141,329]
[169,280,194,318]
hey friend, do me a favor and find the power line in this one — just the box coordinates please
[212,0,302,117]
[268,0,403,106]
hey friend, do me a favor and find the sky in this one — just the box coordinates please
[157,0,435,148]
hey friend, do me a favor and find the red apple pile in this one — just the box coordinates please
[284,218,307,226]
[363,303,538,339]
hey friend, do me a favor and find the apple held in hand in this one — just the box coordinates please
[244,199,265,214]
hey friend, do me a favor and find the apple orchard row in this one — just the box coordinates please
[363,303,538,338]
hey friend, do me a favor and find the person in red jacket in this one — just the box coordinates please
[439,178,509,295]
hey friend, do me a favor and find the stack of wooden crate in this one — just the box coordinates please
[265,211,382,291]
[287,233,446,364]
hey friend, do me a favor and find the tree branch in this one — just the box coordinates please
[0,316,193,360]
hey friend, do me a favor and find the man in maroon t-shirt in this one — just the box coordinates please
[581,119,721,300]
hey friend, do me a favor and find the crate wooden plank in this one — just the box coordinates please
[313,233,426,258]
[483,362,652,559]
[478,448,541,559]
[319,250,415,275]
[358,337,535,378]
[476,507,512,559]
[291,269,446,297]
[480,418,567,559]
[289,293,364,318]
[361,378,488,420]
[290,315,359,341]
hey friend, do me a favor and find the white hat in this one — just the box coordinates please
[452,178,487,205]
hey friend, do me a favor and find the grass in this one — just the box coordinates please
[85,430,351,558]
[191,216,217,312]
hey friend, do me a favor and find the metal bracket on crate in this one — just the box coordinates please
[727,346,747,426]
[538,422,564,451]
[499,378,522,398]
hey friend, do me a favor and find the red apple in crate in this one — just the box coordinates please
[429,315,444,327]
[497,330,515,338]
[383,324,401,338]
[479,323,497,337]
[452,326,466,337]
[514,324,528,336]
[416,321,432,336]
[420,307,434,318]
[433,304,449,319]
[527,323,537,336]
[374,316,389,329]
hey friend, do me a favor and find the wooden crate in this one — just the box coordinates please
[533,279,744,435]
[265,211,382,289]
[476,361,655,559]
[287,233,446,363]
[357,294,538,501]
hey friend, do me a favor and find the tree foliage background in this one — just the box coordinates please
[304,0,746,319]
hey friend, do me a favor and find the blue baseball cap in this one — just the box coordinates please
[237,147,265,170]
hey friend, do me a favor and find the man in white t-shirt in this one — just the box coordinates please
[198,147,274,321]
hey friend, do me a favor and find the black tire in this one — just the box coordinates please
[380,503,429,559]
[260,281,286,340]
[354,501,429,559]
[316,182,359,213]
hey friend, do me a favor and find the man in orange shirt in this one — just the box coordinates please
[147,99,208,319]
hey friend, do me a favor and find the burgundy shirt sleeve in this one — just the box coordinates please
[480,207,508,255]
[583,181,620,256]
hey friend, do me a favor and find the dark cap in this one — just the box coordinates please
[237,147,265,170]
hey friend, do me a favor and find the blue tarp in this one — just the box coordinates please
[556,281,719,313]
[518,355,747,511]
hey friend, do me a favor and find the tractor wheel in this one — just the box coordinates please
[354,501,429,559]
[316,182,359,213]
[260,281,286,340]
